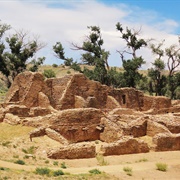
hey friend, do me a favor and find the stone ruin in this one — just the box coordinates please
[0,71,180,159]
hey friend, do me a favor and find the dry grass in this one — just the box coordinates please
[0,123,34,141]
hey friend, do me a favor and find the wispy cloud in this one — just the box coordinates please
[0,0,179,69]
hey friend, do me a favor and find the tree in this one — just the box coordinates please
[149,39,180,99]
[72,26,110,84]
[0,21,45,87]
[53,42,73,66]
[148,59,166,96]
[116,22,147,88]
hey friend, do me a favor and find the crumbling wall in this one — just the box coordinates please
[153,133,180,151]
[109,88,144,111]
[47,143,96,159]
[100,137,149,156]
[143,95,171,112]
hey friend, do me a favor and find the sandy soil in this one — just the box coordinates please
[0,151,180,180]
[0,123,179,179]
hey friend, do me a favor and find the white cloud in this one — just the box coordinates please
[0,0,179,69]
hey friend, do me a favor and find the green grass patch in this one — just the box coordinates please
[0,123,34,142]
[123,166,132,176]
[61,162,67,169]
[35,167,51,176]
[14,160,25,165]
[156,163,167,172]
[89,169,102,174]
[22,146,36,154]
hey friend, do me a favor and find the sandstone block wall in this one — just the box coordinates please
[153,133,180,151]
[101,137,149,156]
[47,143,96,159]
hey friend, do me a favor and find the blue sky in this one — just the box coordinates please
[0,0,180,69]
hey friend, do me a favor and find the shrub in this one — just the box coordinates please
[45,160,49,164]
[61,162,67,169]
[89,169,101,174]
[53,161,58,166]
[0,167,9,171]
[156,163,167,172]
[43,69,56,78]
[22,146,36,154]
[15,160,25,165]
[136,158,148,163]
[53,169,64,176]
[52,64,58,68]
[35,167,51,176]
[2,141,11,147]
[123,166,132,176]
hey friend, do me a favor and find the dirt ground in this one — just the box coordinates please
[0,123,180,180]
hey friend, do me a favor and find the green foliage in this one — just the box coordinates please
[156,163,167,172]
[29,57,45,72]
[53,161,59,166]
[53,169,64,176]
[52,63,58,68]
[116,22,147,88]
[14,159,25,165]
[35,167,51,176]
[0,21,44,87]
[123,166,132,176]
[0,167,9,171]
[1,141,11,147]
[61,162,67,169]
[43,69,56,78]
[44,160,49,164]
[22,146,36,154]
[89,169,102,175]
[148,59,166,96]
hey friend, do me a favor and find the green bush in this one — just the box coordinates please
[14,160,25,165]
[61,162,67,169]
[89,169,102,175]
[35,167,51,176]
[156,163,167,172]
[53,161,58,166]
[22,146,36,154]
[53,169,64,176]
[52,64,58,68]
[45,160,49,164]
[123,166,132,176]
[43,69,56,78]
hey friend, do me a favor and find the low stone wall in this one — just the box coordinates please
[100,137,149,156]
[47,143,96,159]
[143,96,171,112]
[153,133,180,151]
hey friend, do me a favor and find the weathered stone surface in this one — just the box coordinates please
[5,105,30,117]
[47,143,96,159]
[29,107,51,117]
[5,72,46,108]
[26,108,104,143]
[123,118,147,137]
[29,127,46,141]
[109,88,144,111]
[153,133,180,151]
[147,120,170,137]
[100,117,123,143]
[101,137,149,156]
[3,113,21,125]
[143,96,171,112]
[0,107,5,122]
[45,128,69,145]
[38,92,51,108]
